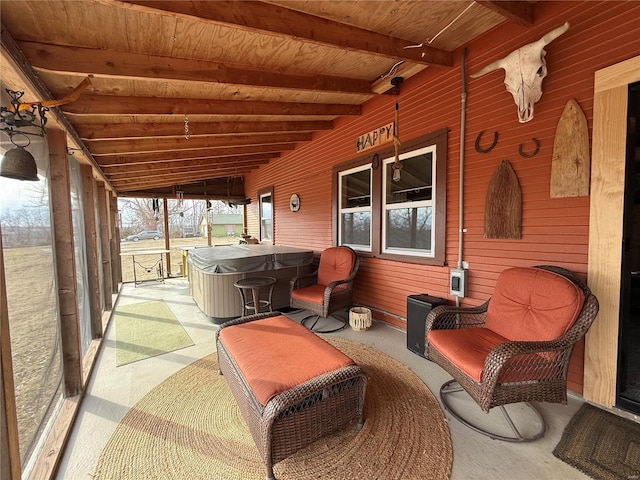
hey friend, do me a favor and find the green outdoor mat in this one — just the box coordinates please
[115,300,194,366]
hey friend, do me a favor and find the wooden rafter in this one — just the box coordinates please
[96,145,293,165]
[76,121,333,140]
[117,0,453,67]
[475,1,534,26]
[20,42,373,95]
[111,169,257,189]
[102,155,275,175]
[62,95,362,116]
[86,133,312,155]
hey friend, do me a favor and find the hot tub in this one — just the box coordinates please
[187,244,314,322]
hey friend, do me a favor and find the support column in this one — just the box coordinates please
[109,193,120,291]
[110,193,122,285]
[0,224,20,480]
[97,182,113,310]
[80,165,102,338]
[163,197,171,276]
[48,129,82,396]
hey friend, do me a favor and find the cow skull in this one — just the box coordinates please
[471,22,570,123]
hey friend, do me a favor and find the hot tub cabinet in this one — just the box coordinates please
[187,245,314,322]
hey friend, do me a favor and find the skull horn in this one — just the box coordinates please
[470,57,506,78]
[538,22,570,47]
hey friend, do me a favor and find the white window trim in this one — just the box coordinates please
[381,145,436,257]
[259,191,273,243]
[338,163,372,252]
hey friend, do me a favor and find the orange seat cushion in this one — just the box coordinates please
[317,247,356,286]
[290,283,325,306]
[429,328,508,382]
[428,328,554,383]
[484,267,585,342]
[218,315,355,406]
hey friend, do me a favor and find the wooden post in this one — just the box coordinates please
[206,199,212,246]
[109,193,120,291]
[0,224,21,480]
[162,197,171,276]
[110,193,123,285]
[80,164,103,338]
[97,182,113,310]
[48,129,83,397]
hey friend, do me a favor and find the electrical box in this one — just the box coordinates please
[449,268,468,298]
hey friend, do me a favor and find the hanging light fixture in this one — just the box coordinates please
[1,79,92,181]
[390,76,404,182]
[1,89,48,181]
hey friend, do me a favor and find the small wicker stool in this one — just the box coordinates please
[234,277,277,316]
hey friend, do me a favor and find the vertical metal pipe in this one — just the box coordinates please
[457,48,468,306]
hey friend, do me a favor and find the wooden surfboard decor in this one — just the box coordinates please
[485,160,522,239]
[550,99,591,197]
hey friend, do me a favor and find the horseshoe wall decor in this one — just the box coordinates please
[475,130,499,154]
[518,138,540,158]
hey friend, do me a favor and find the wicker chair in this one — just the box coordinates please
[425,265,599,442]
[290,246,359,333]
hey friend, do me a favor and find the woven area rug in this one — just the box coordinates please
[553,403,640,479]
[93,337,452,479]
[115,300,194,366]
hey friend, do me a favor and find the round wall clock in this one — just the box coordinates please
[290,193,300,212]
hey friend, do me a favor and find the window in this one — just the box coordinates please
[382,146,436,257]
[258,187,273,243]
[338,165,372,251]
[333,129,447,265]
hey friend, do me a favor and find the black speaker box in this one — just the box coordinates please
[406,294,448,357]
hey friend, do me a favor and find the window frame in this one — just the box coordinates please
[338,163,373,252]
[332,129,447,266]
[258,186,274,244]
[381,145,437,257]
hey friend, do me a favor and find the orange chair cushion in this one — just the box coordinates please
[290,283,325,306]
[429,328,508,382]
[484,267,585,342]
[317,247,356,287]
[218,315,355,406]
[428,328,552,383]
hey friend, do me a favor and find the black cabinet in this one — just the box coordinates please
[406,294,448,357]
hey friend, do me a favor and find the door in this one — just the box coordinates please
[618,81,640,414]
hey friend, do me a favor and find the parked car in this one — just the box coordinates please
[126,230,162,242]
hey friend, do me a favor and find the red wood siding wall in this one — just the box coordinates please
[244,1,640,393]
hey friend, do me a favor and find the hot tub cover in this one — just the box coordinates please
[186,244,314,274]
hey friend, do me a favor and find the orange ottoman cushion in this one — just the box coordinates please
[218,315,354,405]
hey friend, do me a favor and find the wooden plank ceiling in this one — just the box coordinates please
[0,0,533,197]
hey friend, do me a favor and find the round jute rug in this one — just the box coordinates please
[92,338,452,480]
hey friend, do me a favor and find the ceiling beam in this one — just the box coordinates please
[86,132,312,155]
[111,168,257,189]
[117,178,243,196]
[61,95,361,116]
[102,155,275,175]
[95,144,293,165]
[76,120,333,140]
[475,1,534,26]
[118,0,453,67]
[20,42,373,95]
[110,160,266,185]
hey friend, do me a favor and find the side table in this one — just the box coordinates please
[234,277,277,316]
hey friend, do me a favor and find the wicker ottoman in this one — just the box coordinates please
[216,312,367,480]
